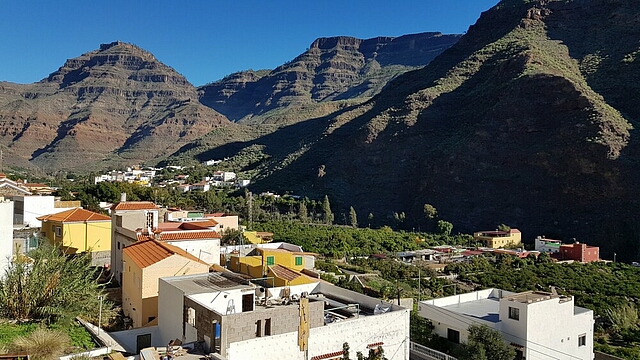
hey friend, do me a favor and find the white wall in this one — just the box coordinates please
[167,239,220,265]
[157,278,187,345]
[309,309,410,360]
[109,326,162,354]
[188,288,253,316]
[224,306,409,360]
[0,200,14,276]
[13,195,54,227]
[521,298,594,360]
[227,332,303,360]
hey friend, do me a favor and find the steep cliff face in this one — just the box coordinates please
[199,0,639,258]
[0,41,231,170]
[197,32,461,123]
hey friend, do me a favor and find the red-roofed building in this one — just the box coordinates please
[122,239,210,328]
[37,208,111,262]
[558,242,600,263]
[111,193,161,284]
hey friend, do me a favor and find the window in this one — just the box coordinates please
[256,320,262,337]
[187,307,196,326]
[265,318,271,336]
[145,212,154,229]
[447,328,460,344]
[578,334,586,347]
[116,215,123,227]
[295,256,303,266]
[117,242,121,250]
[266,256,275,266]
[509,306,520,321]
[54,226,62,237]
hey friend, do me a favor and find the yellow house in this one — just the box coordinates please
[242,231,273,244]
[267,264,318,287]
[473,229,522,249]
[229,247,318,286]
[38,208,111,254]
[122,239,210,328]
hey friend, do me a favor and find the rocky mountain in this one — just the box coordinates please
[189,0,640,259]
[0,41,231,170]
[197,32,461,124]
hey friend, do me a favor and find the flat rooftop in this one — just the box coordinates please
[440,298,501,323]
[503,291,559,304]
[162,271,254,295]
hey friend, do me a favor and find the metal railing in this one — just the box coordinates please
[409,342,457,360]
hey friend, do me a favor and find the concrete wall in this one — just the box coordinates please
[166,239,220,265]
[157,279,186,345]
[309,309,410,360]
[523,298,594,360]
[224,307,410,360]
[12,195,54,227]
[0,200,13,276]
[109,326,162,354]
[211,216,239,231]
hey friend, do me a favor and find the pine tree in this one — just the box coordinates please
[349,206,358,228]
[322,195,334,224]
[298,202,308,222]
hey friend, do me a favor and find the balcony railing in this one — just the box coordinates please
[409,342,457,360]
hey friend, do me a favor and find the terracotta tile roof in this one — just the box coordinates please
[206,213,226,217]
[311,351,343,360]
[137,230,221,242]
[269,264,301,282]
[157,220,218,231]
[111,201,158,211]
[37,207,111,223]
[156,231,222,241]
[367,342,384,349]
[123,239,208,268]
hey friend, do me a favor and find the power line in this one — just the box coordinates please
[422,299,587,360]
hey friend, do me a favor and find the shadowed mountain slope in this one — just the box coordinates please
[189,0,639,258]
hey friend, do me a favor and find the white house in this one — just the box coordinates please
[156,273,410,360]
[534,236,562,254]
[12,195,78,228]
[0,197,14,275]
[419,288,594,360]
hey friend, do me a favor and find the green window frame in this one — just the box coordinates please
[266,256,275,266]
[295,256,303,266]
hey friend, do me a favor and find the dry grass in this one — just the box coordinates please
[8,328,70,360]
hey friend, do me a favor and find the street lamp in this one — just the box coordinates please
[614,253,617,263]
[441,283,457,296]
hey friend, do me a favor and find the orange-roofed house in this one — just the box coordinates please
[122,239,210,328]
[473,228,522,249]
[110,193,160,285]
[37,208,111,257]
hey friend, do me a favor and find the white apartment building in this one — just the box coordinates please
[155,273,410,360]
[419,288,594,360]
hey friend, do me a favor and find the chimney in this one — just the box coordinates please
[120,193,127,202]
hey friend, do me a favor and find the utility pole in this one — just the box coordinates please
[247,191,253,230]
[97,295,104,336]
[418,268,421,302]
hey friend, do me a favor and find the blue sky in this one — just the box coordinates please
[0,0,499,86]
